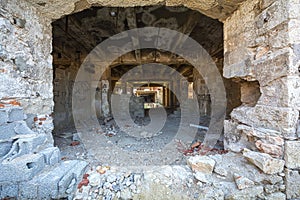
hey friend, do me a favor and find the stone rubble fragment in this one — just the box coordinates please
[242,149,284,174]
[255,140,283,158]
[187,155,216,174]
[194,172,210,183]
[233,173,255,190]
[225,186,264,200]
[284,141,300,169]
[285,169,300,199]
[265,192,286,200]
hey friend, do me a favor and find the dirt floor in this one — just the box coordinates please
[53,113,211,166]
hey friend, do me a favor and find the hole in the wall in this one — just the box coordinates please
[26,162,35,169]
[240,80,261,107]
[37,2,46,6]
[13,18,26,28]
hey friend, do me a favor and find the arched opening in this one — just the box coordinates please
[51,5,241,164]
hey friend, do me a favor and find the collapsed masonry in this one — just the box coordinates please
[0,0,300,199]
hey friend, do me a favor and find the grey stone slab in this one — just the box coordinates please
[0,153,45,182]
[57,160,88,199]
[2,134,48,160]
[20,160,88,199]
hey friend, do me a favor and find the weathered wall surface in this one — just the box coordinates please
[0,0,87,199]
[224,0,300,199]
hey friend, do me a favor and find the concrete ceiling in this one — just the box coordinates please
[51,6,224,79]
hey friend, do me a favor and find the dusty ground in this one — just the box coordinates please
[53,113,215,199]
[53,113,211,166]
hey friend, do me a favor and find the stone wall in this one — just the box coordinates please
[223,0,300,199]
[0,0,87,199]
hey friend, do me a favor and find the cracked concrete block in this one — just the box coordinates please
[2,134,49,161]
[0,153,45,182]
[230,105,298,139]
[8,107,25,122]
[284,141,300,169]
[255,140,283,158]
[40,147,60,165]
[224,120,254,152]
[243,149,285,174]
[20,160,88,199]
[285,169,300,199]
[0,183,18,199]
[57,160,88,198]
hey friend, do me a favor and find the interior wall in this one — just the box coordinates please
[53,62,79,132]
[0,0,54,138]
[223,0,300,198]
[0,1,88,199]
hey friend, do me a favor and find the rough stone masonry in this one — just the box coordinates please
[0,0,300,199]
